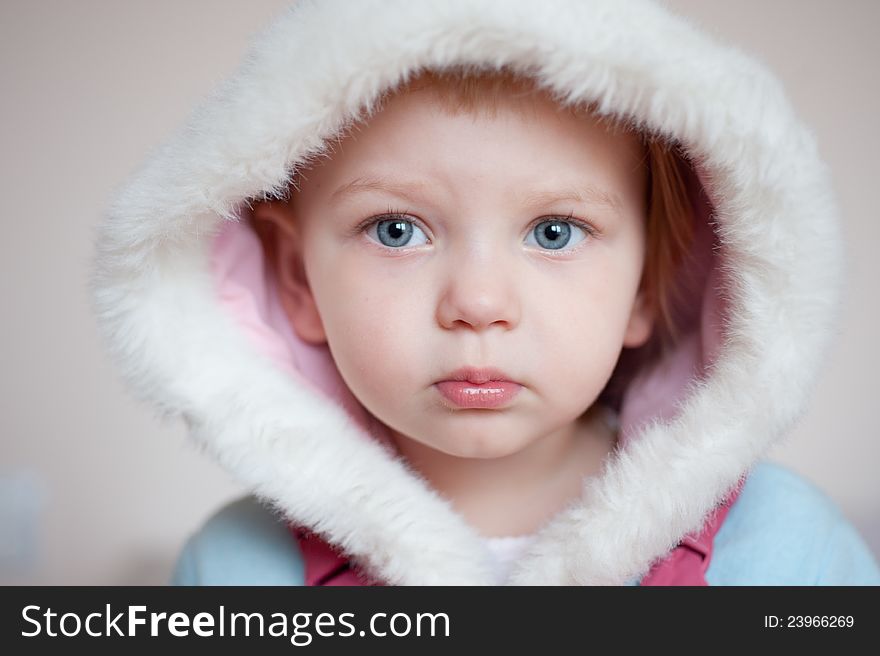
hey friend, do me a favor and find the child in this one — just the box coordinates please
[91,0,879,585]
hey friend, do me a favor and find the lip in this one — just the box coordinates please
[434,366,522,409]
[440,366,517,385]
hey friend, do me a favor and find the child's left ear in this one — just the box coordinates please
[623,287,654,348]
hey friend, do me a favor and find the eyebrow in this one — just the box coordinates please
[329,175,623,213]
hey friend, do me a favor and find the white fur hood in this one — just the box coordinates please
[90,0,844,585]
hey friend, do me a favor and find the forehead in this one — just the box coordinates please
[290,83,647,215]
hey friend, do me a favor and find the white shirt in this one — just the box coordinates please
[483,533,539,584]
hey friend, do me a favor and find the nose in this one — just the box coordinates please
[435,245,521,331]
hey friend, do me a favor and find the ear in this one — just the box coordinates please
[622,285,654,349]
[251,200,327,345]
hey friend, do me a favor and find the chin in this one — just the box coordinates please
[436,436,526,460]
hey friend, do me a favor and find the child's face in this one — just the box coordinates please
[266,87,652,459]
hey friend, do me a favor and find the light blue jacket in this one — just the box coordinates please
[171,460,880,586]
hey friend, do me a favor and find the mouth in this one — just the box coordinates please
[434,366,522,409]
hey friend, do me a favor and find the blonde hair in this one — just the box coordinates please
[368,66,695,358]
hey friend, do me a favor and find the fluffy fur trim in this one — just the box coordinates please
[90,0,844,584]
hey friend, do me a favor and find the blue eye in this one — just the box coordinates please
[368,216,429,248]
[525,218,589,251]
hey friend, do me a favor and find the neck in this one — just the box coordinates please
[389,405,618,538]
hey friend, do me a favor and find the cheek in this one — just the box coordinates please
[529,256,639,395]
[310,254,428,404]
